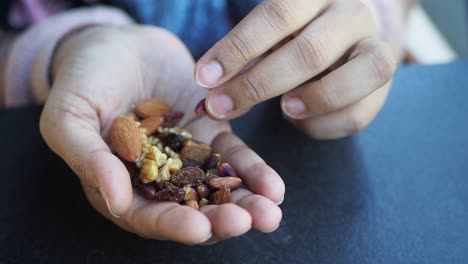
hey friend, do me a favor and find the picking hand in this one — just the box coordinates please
[195,0,397,139]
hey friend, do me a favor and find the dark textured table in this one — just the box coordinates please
[1,61,468,263]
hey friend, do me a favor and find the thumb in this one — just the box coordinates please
[40,90,133,218]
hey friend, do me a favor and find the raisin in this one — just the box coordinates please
[154,184,185,202]
[180,140,211,166]
[160,133,185,152]
[161,111,184,127]
[170,167,205,187]
[211,186,231,204]
[205,168,220,184]
[182,159,200,168]
[138,183,156,200]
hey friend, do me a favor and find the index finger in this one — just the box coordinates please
[195,0,329,88]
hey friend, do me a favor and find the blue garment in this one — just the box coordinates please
[112,0,261,59]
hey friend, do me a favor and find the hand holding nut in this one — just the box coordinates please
[40,26,284,245]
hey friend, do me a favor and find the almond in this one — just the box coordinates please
[134,98,170,118]
[140,116,162,135]
[208,176,242,190]
[110,115,142,162]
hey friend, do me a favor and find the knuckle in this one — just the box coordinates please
[315,78,342,113]
[292,35,328,74]
[241,74,269,103]
[225,31,254,64]
[367,43,397,85]
[260,0,295,33]
[69,156,89,179]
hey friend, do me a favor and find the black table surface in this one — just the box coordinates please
[1,61,468,263]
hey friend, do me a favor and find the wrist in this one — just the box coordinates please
[0,33,16,107]
[3,6,133,107]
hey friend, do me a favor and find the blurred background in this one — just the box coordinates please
[408,0,467,64]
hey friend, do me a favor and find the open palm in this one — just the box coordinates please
[40,26,284,244]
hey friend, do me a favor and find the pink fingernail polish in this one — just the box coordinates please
[197,61,223,87]
[194,98,207,116]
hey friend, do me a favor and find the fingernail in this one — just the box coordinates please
[196,61,223,87]
[183,233,213,246]
[284,96,306,117]
[194,98,207,116]
[276,196,284,205]
[265,223,280,233]
[207,94,233,118]
[99,187,120,218]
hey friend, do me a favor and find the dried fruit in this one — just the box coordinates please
[160,133,185,152]
[140,116,163,135]
[110,115,142,162]
[208,177,242,190]
[138,183,156,200]
[211,186,230,204]
[185,200,199,209]
[203,153,221,170]
[182,159,200,168]
[183,186,199,201]
[161,111,184,127]
[194,98,206,116]
[154,183,185,202]
[122,159,139,179]
[196,184,211,199]
[131,174,141,188]
[205,168,220,183]
[218,162,237,177]
[198,198,210,207]
[170,167,205,187]
[180,140,211,166]
[113,98,241,209]
[135,98,170,118]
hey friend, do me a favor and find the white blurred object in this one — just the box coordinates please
[405,5,457,64]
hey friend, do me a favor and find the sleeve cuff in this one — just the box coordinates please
[3,6,134,107]
[361,0,406,58]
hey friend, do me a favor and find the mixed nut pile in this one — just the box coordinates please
[109,98,242,209]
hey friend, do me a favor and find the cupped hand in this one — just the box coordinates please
[40,25,284,244]
[195,0,397,139]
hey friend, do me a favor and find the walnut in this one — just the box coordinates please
[146,146,167,167]
[139,159,158,183]
[158,157,182,182]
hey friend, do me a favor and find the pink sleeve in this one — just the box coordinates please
[361,0,414,58]
[2,6,134,107]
